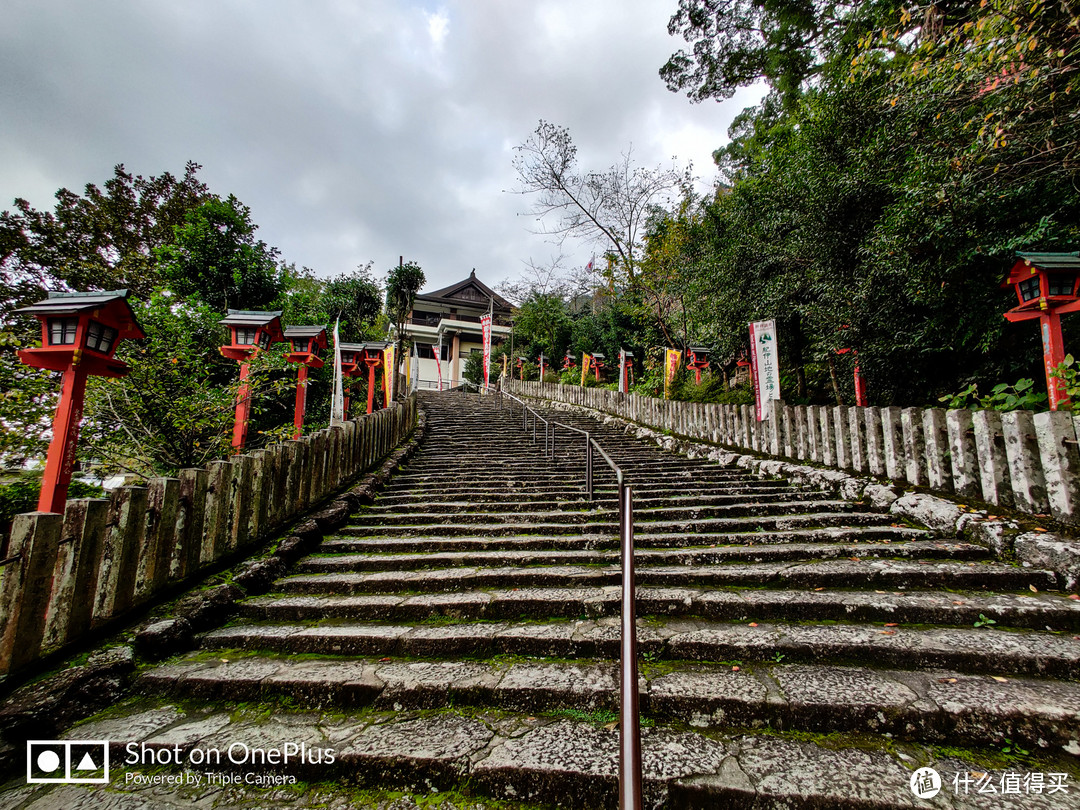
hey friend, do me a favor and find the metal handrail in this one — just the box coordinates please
[477,382,643,810]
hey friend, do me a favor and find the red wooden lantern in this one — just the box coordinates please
[537,353,547,379]
[14,290,145,513]
[590,352,606,381]
[687,346,710,384]
[361,342,388,414]
[338,342,365,418]
[516,356,527,380]
[619,349,634,393]
[562,351,575,371]
[219,310,285,449]
[284,325,327,439]
[1002,251,1080,410]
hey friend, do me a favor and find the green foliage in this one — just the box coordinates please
[385,261,425,332]
[939,378,1047,412]
[79,292,293,477]
[0,162,211,297]
[973,614,998,628]
[156,195,283,312]
[463,352,485,386]
[1,477,103,544]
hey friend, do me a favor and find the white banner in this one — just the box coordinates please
[481,313,492,388]
[749,319,780,421]
[330,318,344,425]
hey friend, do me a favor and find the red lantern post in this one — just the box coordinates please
[591,352,606,381]
[562,351,575,372]
[219,310,285,450]
[338,343,366,418]
[1002,252,1080,410]
[14,290,145,513]
[361,343,388,414]
[687,346,710,384]
[284,326,327,439]
[537,353,547,379]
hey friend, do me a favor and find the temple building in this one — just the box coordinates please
[392,269,512,387]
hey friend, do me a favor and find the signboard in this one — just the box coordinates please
[581,353,591,386]
[664,349,681,399]
[749,319,780,420]
[481,313,492,388]
[383,344,395,404]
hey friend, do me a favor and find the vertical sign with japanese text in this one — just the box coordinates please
[749,319,780,420]
[664,349,681,399]
[481,314,492,388]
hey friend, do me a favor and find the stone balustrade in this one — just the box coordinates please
[507,380,1080,525]
[0,395,418,676]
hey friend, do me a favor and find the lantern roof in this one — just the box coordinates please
[362,341,389,351]
[284,325,328,340]
[338,342,367,353]
[219,309,285,341]
[14,289,145,339]
[1004,252,1080,287]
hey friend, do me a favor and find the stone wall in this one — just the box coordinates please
[507,380,1080,525]
[0,395,418,676]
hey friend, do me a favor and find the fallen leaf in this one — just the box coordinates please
[1068,594,1079,601]
[604,721,618,731]
[748,622,758,627]
[814,587,825,591]
[850,557,861,562]
[732,666,740,672]
[875,590,887,594]
[991,676,1008,683]
[1030,585,1039,593]
[379,657,392,662]
[881,630,896,635]
[988,515,999,520]
[937,678,958,684]
[884,623,899,627]
[953,601,965,605]
[1034,527,1049,533]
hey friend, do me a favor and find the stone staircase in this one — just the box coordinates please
[13,390,1080,808]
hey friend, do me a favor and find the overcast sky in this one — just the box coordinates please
[1,0,763,294]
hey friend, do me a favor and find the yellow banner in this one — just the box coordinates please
[383,345,395,405]
[664,349,681,399]
[580,353,591,386]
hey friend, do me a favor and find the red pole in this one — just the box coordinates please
[232,362,252,450]
[367,364,377,414]
[853,356,868,407]
[694,367,702,384]
[37,365,89,513]
[1041,310,1070,410]
[293,364,308,440]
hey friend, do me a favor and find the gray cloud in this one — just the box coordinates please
[0,0,763,291]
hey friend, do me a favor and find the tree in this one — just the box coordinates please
[512,121,685,283]
[0,162,211,298]
[156,195,283,311]
[385,260,425,392]
[660,0,903,109]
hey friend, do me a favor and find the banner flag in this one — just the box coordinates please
[481,313,492,388]
[664,349,681,399]
[383,344,395,405]
[580,353,591,386]
[749,319,780,420]
[618,350,627,394]
[330,318,344,425]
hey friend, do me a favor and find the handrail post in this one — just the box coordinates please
[619,479,643,810]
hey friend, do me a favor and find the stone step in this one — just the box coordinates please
[138,655,1080,754]
[345,500,859,528]
[241,584,1080,630]
[59,700,1078,809]
[373,482,799,505]
[199,617,1080,678]
[336,511,897,539]
[361,491,824,515]
[319,525,934,553]
[275,560,1052,596]
[296,539,988,573]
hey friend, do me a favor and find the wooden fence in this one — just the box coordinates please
[508,380,1080,526]
[0,395,418,676]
